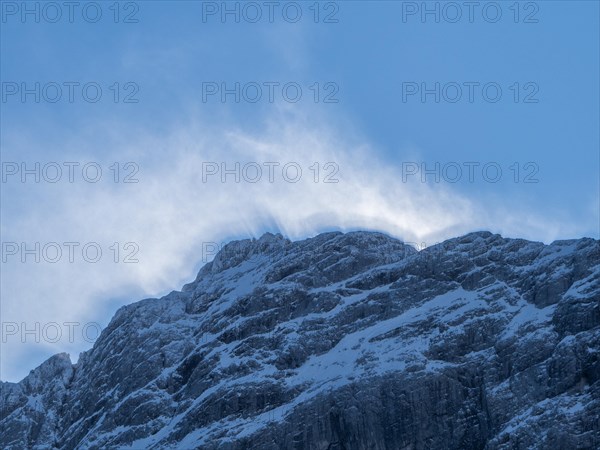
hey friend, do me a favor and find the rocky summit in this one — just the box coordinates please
[1,231,599,449]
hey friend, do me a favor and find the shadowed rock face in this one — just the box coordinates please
[1,230,599,450]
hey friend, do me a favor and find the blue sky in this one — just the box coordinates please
[1,1,599,381]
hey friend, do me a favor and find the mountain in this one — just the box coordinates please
[1,231,599,449]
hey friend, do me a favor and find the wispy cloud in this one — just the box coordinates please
[0,107,588,382]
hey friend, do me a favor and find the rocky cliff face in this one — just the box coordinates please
[2,231,599,449]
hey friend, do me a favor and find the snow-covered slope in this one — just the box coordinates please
[1,231,599,449]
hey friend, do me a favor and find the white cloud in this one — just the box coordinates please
[0,107,590,382]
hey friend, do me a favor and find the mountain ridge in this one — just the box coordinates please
[2,230,599,449]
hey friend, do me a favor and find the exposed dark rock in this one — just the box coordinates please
[1,231,599,449]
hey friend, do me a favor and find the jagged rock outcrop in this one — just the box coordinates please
[1,231,599,449]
